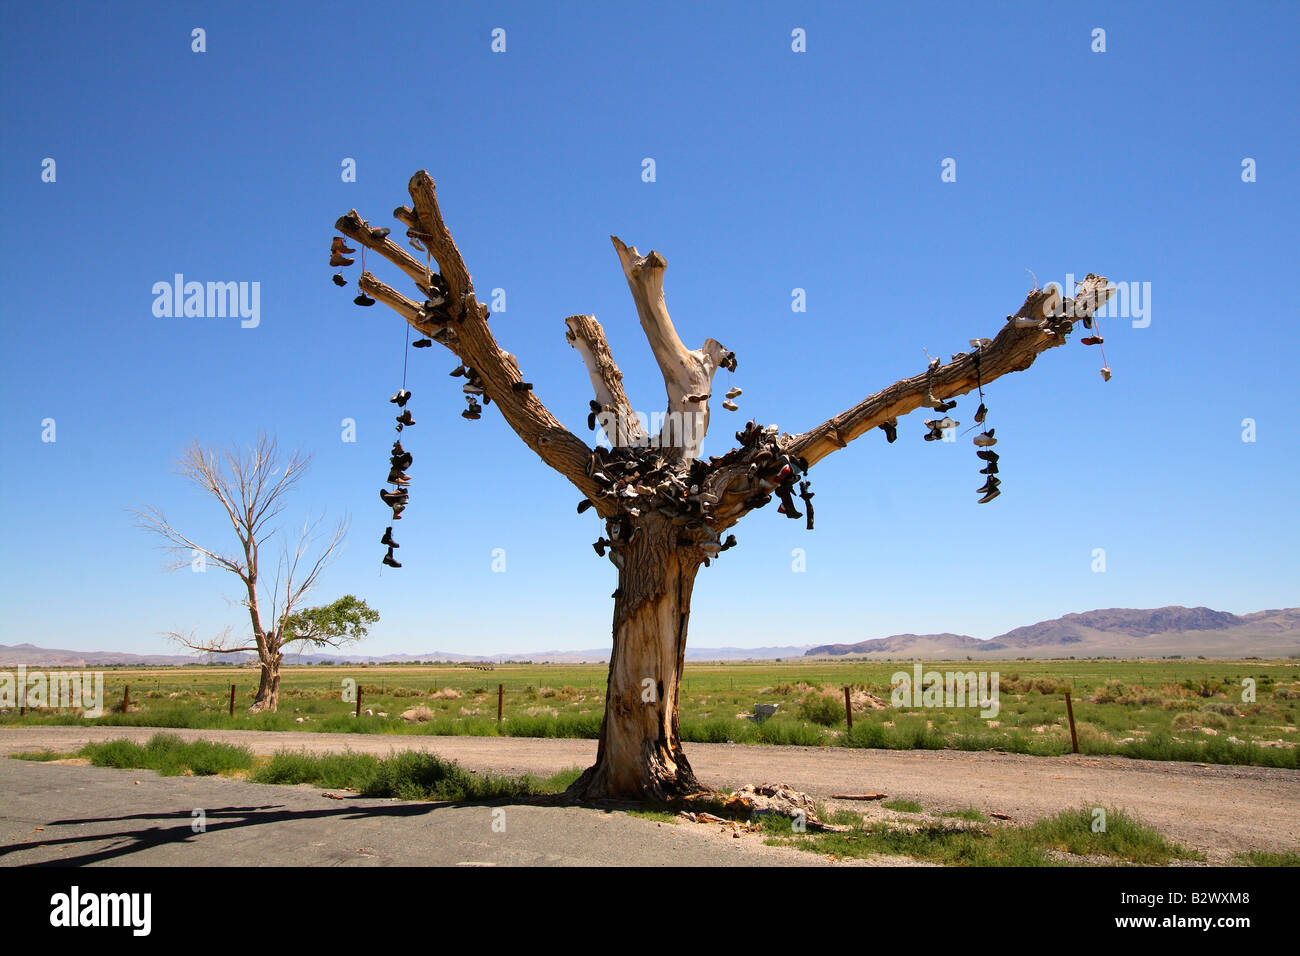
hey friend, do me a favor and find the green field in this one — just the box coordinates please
[3,658,1297,768]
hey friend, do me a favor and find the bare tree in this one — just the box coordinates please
[135,434,365,712]
[335,171,1114,800]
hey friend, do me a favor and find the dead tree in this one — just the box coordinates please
[135,435,357,712]
[335,171,1114,801]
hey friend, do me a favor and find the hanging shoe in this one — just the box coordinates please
[725,387,742,399]
[1100,366,1112,382]
[976,476,1001,495]
[395,409,415,427]
[382,547,402,568]
[512,382,533,392]
[387,470,412,486]
[973,429,997,447]
[719,534,738,552]
[391,503,406,519]
[353,293,375,307]
[969,338,993,349]
[450,366,466,377]
[463,383,484,395]
[381,527,398,547]
[380,488,409,507]
[977,487,1001,504]
[880,419,898,443]
[369,227,391,241]
[332,273,347,287]
[975,403,987,424]
[722,400,738,411]
[926,417,959,432]
[389,389,411,407]
[331,237,357,255]
[976,449,999,463]
[1080,335,1104,346]
[408,338,430,348]
[979,460,999,475]
[330,252,355,267]
[592,537,610,557]
[577,498,594,514]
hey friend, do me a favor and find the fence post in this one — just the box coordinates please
[356,685,362,719]
[229,683,236,717]
[1064,691,1079,754]
[843,686,853,730]
[497,684,504,723]
[123,684,130,714]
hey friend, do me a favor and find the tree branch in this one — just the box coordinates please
[565,313,646,447]
[610,237,731,461]
[336,171,613,514]
[786,275,1115,467]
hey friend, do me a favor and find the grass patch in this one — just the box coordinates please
[937,808,989,822]
[9,750,70,761]
[763,805,1204,866]
[251,748,582,801]
[78,733,253,776]
[1232,850,1300,867]
[882,798,924,813]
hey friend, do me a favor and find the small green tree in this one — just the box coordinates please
[282,595,380,650]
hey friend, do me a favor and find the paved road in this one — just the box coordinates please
[2,726,1296,863]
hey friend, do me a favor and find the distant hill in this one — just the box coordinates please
[802,606,1300,659]
[4,606,1296,667]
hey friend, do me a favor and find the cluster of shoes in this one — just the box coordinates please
[330,232,389,307]
[410,273,456,349]
[449,364,497,419]
[379,391,416,567]
[968,345,1001,503]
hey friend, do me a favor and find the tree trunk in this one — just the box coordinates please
[249,652,281,712]
[569,515,707,801]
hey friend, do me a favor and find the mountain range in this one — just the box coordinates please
[1,607,1296,666]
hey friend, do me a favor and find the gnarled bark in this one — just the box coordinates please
[569,514,705,800]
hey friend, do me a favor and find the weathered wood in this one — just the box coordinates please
[611,237,730,461]
[565,313,646,447]
[786,276,1114,468]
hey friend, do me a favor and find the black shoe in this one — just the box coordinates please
[719,534,737,552]
[381,527,398,548]
[395,409,415,427]
[412,338,433,348]
[979,460,999,475]
[881,419,898,443]
[332,273,347,287]
[975,403,987,424]
[976,449,999,462]
[450,366,466,377]
[512,382,533,392]
[577,498,594,514]
[390,453,413,470]
[382,547,402,568]
[592,538,609,557]
[353,293,375,307]
[978,487,1001,504]
[976,476,1001,495]
[370,227,391,241]
[389,389,411,407]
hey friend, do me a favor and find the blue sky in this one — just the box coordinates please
[1,1,1296,657]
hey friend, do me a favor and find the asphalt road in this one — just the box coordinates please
[1,726,1296,864]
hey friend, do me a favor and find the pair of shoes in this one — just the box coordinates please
[586,399,602,431]
[973,429,997,447]
[924,417,957,441]
[395,408,415,427]
[330,236,355,267]
[976,476,1001,495]
[879,419,898,443]
[462,397,482,420]
[389,388,411,408]
[387,469,411,485]
[380,488,409,507]
[354,292,375,307]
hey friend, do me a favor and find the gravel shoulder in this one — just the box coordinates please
[2,726,1296,863]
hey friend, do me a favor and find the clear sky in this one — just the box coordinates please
[1,1,1296,657]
